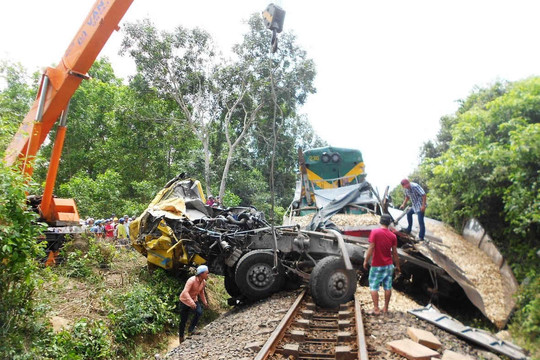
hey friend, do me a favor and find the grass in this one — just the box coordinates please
[32,235,230,359]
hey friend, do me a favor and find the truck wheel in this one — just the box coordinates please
[310,256,356,308]
[235,250,283,301]
[224,267,242,297]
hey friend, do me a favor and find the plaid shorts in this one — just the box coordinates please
[369,264,394,291]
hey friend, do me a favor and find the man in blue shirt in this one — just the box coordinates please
[399,179,427,241]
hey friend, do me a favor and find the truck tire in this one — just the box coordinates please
[224,267,242,297]
[310,256,356,308]
[235,250,283,301]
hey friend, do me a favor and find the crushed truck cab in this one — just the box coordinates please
[129,174,366,308]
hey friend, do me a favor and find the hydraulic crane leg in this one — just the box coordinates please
[40,102,73,222]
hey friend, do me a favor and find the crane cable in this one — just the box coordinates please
[268,54,283,272]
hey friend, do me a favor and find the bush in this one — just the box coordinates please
[509,270,540,358]
[143,268,184,308]
[108,284,175,343]
[43,319,114,360]
[87,238,117,267]
[0,163,46,356]
[62,250,94,279]
[58,170,125,218]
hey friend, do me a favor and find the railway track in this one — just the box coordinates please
[255,289,369,360]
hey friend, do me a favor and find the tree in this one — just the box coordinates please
[121,20,222,197]
[27,58,200,218]
[419,77,540,279]
[230,14,318,211]
[120,15,319,209]
[214,63,263,200]
[0,61,36,154]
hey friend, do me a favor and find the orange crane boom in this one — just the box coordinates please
[4,0,133,224]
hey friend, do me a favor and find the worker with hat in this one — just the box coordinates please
[398,178,427,241]
[178,265,209,343]
[116,218,128,245]
[363,214,401,315]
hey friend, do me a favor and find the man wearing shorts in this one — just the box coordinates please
[363,214,401,315]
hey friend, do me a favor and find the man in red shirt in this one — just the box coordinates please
[363,214,401,315]
[104,219,115,239]
[178,265,209,343]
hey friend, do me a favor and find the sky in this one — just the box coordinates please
[2,0,540,193]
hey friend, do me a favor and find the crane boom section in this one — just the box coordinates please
[4,0,134,172]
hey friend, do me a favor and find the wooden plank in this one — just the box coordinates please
[387,339,441,360]
[407,327,442,350]
[441,350,475,360]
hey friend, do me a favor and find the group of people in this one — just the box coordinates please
[85,215,134,245]
[177,178,427,341]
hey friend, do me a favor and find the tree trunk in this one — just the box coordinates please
[218,146,234,200]
[202,134,211,197]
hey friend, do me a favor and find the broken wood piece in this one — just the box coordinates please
[441,350,475,360]
[386,339,441,360]
[407,326,442,350]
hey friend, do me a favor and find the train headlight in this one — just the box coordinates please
[321,152,330,163]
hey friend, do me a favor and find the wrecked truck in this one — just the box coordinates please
[129,167,518,328]
[129,173,373,308]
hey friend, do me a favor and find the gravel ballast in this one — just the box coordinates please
[164,286,509,360]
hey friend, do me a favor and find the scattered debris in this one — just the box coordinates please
[408,305,530,360]
[407,327,442,350]
[386,338,440,360]
[441,350,475,360]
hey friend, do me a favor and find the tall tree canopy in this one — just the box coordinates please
[30,58,200,217]
[418,78,540,279]
[119,13,320,214]
[1,13,323,219]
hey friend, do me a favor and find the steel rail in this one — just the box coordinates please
[254,289,307,360]
[255,290,370,360]
[355,294,369,360]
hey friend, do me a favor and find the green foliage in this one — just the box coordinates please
[59,237,118,281]
[108,282,175,343]
[0,163,46,356]
[0,60,36,154]
[139,267,183,310]
[62,250,94,279]
[57,169,124,218]
[121,16,319,212]
[2,27,322,224]
[222,190,241,207]
[44,319,114,360]
[509,271,540,358]
[418,77,540,280]
[87,238,117,267]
